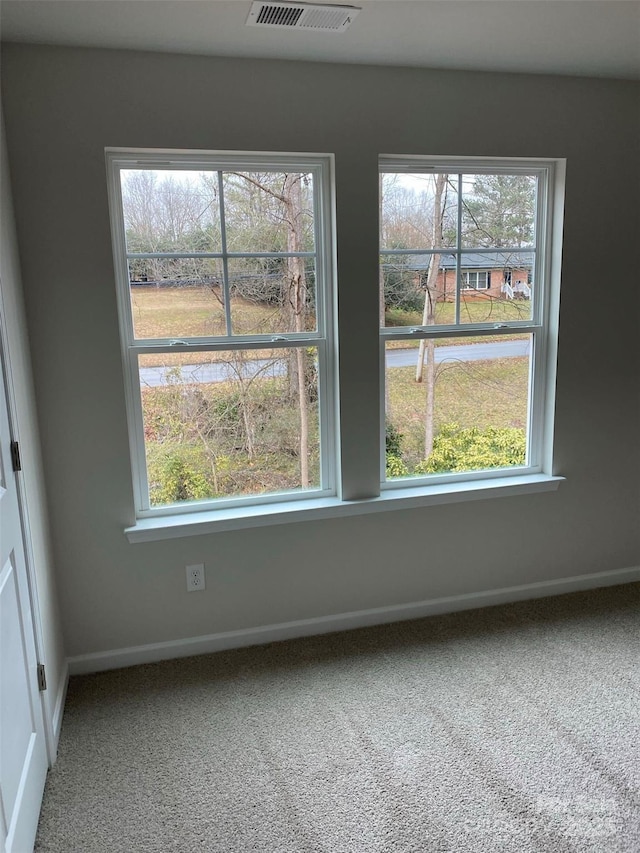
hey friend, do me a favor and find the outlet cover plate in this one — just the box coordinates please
[186,563,206,592]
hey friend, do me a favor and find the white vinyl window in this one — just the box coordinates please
[107,150,335,518]
[380,158,558,489]
[108,150,562,538]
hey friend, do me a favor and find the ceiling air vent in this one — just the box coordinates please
[246,1,361,33]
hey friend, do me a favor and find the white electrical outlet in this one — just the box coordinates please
[186,563,205,592]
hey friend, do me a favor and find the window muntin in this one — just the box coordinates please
[380,159,550,488]
[108,152,335,516]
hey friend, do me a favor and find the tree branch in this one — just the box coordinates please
[228,171,287,204]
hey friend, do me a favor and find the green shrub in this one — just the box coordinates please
[385,421,409,478]
[149,450,212,505]
[415,423,526,474]
[385,421,404,457]
[386,454,409,478]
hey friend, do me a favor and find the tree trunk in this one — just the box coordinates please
[283,174,310,488]
[380,174,391,416]
[424,340,435,457]
[415,272,438,383]
[229,171,311,488]
[295,347,309,488]
[235,355,256,460]
[415,173,446,460]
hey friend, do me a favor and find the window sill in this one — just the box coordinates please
[124,473,564,543]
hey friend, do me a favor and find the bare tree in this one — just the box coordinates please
[121,169,218,282]
[380,175,434,249]
[229,171,312,487]
[415,173,446,459]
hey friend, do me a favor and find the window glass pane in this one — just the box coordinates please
[381,253,457,328]
[461,174,537,249]
[458,251,534,324]
[139,347,321,506]
[228,257,317,335]
[223,172,315,254]
[120,169,222,253]
[384,335,531,480]
[129,258,226,339]
[380,172,458,251]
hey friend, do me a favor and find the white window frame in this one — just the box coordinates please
[106,151,563,542]
[379,156,561,492]
[106,149,337,520]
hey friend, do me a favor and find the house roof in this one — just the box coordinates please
[408,252,533,271]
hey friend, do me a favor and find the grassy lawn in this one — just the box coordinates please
[387,356,529,470]
[131,285,228,339]
[384,298,531,348]
[130,286,316,367]
[131,286,529,365]
[385,297,532,328]
[131,284,318,339]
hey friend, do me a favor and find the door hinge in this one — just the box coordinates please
[37,663,47,691]
[10,441,22,472]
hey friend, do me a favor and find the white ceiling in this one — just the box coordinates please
[1,0,639,80]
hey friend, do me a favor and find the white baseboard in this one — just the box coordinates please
[51,662,69,756]
[67,565,640,676]
[41,661,69,767]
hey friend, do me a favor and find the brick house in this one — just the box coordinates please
[412,252,533,301]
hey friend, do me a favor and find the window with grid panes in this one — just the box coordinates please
[108,150,562,536]
[107,151,335,517]
[379,159,554,488]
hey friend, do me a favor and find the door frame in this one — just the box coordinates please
[0,287,55,767]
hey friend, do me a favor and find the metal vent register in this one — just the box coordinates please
[247,1,360,32]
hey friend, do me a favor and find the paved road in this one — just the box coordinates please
[139,338,530,387]
[387,338,530,368]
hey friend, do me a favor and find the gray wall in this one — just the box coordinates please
[2,44,638,658]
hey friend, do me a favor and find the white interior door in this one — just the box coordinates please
[0,337,48,853]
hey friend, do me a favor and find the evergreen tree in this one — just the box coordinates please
[463,175,535,248]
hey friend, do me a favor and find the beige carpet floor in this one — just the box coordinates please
[36,583,640,852]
